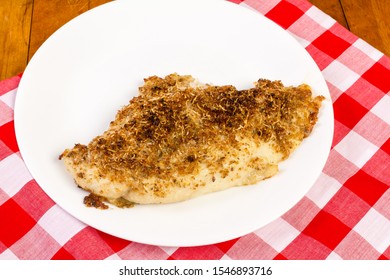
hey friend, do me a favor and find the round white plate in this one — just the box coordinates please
[14,0,333,247]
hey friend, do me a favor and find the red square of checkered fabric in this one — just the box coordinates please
[265,1,305,29]
[362,62,390,93]
[0,199,36,248]
[382,138,390,155]
[311,30,351,59]
[302,210,352,250]
[214,237,240,254]
[344,170,389,206]
[380,246,390,259]
[333,94,369,129]
[51,247,76,260]
[97,230,132,253]
[0,121,19,153]
[273,253,288,259]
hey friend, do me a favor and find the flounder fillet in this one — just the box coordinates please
[60,74,324,208]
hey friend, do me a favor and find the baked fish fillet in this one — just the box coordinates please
[60,74,324,208]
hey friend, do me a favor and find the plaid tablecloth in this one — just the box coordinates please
[1,0,389,260]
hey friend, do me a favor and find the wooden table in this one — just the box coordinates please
[1,0,389,81]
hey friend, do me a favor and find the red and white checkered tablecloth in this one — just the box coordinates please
[1,0,389,260]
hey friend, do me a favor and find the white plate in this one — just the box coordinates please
[14,0,333,247]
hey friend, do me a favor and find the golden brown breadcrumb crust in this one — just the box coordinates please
[60,74,324,207]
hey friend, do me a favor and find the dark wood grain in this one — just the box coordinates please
[28,0,111,60]
[0,0,33,79]
[341,0,390,56]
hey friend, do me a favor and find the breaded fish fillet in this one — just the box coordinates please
[60,74,324,208]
